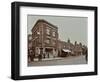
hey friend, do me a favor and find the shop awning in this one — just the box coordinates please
[62,49,71,52]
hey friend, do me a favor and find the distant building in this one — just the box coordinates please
[28,34,32,50]
[58,39,83,57]
[73,41,83,56]
[58,39,74,57]
[31,19,58,58]
[28,34,34,62]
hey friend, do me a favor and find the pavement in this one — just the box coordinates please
[41,57,63,61]
[28,55,87,67]
[31,57,64,62]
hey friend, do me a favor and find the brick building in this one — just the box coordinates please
[58,39,74,57]
[58,39,83,57]
[31,19,58,58]
[73,41,83,56]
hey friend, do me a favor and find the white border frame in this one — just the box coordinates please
[20,6,94,76]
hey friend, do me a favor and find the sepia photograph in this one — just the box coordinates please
[27,15,88,67]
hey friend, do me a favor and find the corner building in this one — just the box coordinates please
[31,19,58,58]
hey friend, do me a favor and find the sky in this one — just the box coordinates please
[27,15,87,45]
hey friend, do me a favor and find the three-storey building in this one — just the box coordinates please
[31,19,58,58]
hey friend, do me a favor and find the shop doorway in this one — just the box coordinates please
[45,48,53,58]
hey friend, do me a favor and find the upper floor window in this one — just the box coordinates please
[46,27,50,35]
[64,45,66,48]
[52,31,56,37]
[45,39,50,44]
[37,31,40,35]
[28,35,32,40]
[52,40,56,45]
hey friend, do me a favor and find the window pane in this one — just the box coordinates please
[53,31,56,37]
[45,39,50,44]
[46,28,50,35]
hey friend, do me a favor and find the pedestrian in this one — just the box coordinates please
[30,50,34,61]
[85,49,88,62]
[48,53,49,58]
[38,54,42,61]
[43,53,45,58]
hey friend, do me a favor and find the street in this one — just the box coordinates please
[28,55,87,67]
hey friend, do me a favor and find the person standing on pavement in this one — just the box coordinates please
[85,49,88,63]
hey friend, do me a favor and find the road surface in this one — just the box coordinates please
[28,55,87,67]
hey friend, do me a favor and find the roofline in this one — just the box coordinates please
[31,19,58,32]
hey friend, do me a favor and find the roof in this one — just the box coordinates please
[32,19,58,31]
